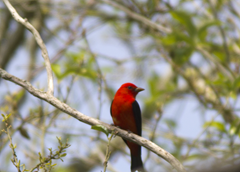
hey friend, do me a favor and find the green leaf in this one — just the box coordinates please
[229,119,240,136]
[170,46,194,65]
[174,32,193,44]
[38,152,42,159]
[164,119,177,129]
[2,113,11,122]
[147,0,158,13]
[198,21,221,41]
[186,153,207,161]
[2,114,6,122]
[7,113,11,119]
[56,136,63,146]
[12,90,25,102]
[229,126,236,135]
[203,121,226,132]
[161,34,176,45]
[91,125,109,137]
[52,64,62,80]
[233,76,240,91]
[19,127,30,140]
[60,153,67,157]
[171,11,196,37]
[58,51,98,80]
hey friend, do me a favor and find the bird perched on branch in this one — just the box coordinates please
[110,83,145,172]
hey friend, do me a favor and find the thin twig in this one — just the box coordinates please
[103,132,116,172]
[84,35,104,120]
[83,32,112,101]
[162,54,235,123]
[144,106,163,163]
[196,46,234,81]
[184,114,218,159]
[101,0,172,34]
[2,121,21,172]
[3,0,54,95]
[209,0,230,63]
[29,137,70,172]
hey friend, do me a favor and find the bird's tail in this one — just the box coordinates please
[131,155,146,172]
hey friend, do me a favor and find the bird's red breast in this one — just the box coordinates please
[111,94,138,141]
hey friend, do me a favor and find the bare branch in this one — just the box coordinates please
[101,0,172,34]
[0,68,186,172]
[209,0,230,62]
[3,0,54,95]
[196,46,235,81]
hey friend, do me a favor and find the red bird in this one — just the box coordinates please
[110,83,145,172]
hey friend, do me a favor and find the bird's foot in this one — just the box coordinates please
[111,123,120,128]
[127,130,133,133]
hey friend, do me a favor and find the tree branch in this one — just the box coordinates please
[101,0,172,34]
[3,0,54,95]
[209,0,230,63]
[196,46,235,81]
[0,68,186,172]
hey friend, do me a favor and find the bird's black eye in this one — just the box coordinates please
[128,86,133,90]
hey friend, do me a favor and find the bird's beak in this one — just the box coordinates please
[135,87,144,93]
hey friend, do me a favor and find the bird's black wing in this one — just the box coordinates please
[132,100,142,136]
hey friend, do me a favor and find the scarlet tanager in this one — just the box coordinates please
[110,83,145,172]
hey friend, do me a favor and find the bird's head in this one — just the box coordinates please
[116,83,144,98]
